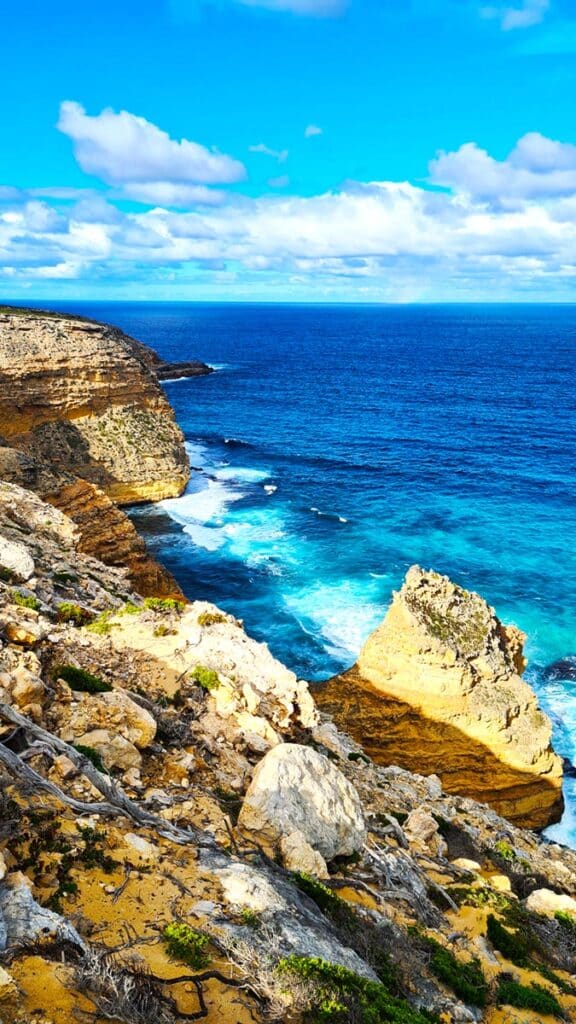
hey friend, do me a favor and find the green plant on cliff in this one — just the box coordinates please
[197,610,227,626]
[555,910,576,936]
[53,664,113,694]
[57,601,94,626]
[73,743,109,774]
[412,932,487,1007]
[190,665,220,691]
[276,955,438,1024]
[143,597,186,613]
[86,611,114,635]
[496,977,563,1017]
[493,839,518,863]
[9,590,40,610]
[162,922,210,969]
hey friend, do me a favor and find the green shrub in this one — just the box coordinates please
[53,664,112,694]
[276,955,438,1024]
[493,840,518,863]
[239,908,261,928]
[486,913,532,967]
[10,590,40,610]
[154,623,177,637]
[118,601,141,615]
[143,597,186,613]
[57,602,93,626]
[197,610,227,626]
[417,934,487,1006]
[163,922,210,969]
[293,872,343,915]
[496,978,563,1017]
[190,665,220,691]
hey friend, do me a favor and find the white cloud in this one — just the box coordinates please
[304,124,323,138]
[481,0,549,30]
[57,101,246,195]
[430,132,576,200]
[249,142,289,162]
[5,129,576,299]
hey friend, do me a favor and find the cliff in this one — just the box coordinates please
[0,308,189,504]
[1,486,576,1024]
[317,566,564,830]
[0,308,191,597]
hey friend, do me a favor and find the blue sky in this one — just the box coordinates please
[2,0,576,301]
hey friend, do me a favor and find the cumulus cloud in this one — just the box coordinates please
[249,142,289,162]
[57,101,246,201]
[481,0,549,30]
[430,132,576,200]
[304,124,323,138]
[4,128,576,299]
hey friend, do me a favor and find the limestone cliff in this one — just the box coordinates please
[0,308,190,597]
[317,566,563,829]
[0,308,189,504]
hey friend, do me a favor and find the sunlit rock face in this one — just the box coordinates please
[0,309,189,504]
[317,566,563,829]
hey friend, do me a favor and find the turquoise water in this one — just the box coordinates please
[56,302,576,843]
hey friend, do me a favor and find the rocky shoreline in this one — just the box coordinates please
[0,307,575,1024]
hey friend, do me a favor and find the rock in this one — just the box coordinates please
[452,858,482,873]
[0,853,6,881]
[404,807,448,858]
[123,834,160,866]
[75,729,142,771]
[237,743,366,860]
[0,964,17,1003]
[317,566,563,830]
[280,831,329,878]
[57,690,156,749]
[525,888,576,918]
[0,534,34,581]
[0,877,84,952]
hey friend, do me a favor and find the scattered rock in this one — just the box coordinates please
[0,534,35,581]
[280,831,329,878]
[525,888,576,917]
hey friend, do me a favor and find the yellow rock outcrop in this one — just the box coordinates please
[317,566,563,829]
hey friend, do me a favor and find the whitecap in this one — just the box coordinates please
[264,484,278,494]
[213,466,271,484]
[283,579,386,662]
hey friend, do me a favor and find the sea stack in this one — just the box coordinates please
[316,566,563,829]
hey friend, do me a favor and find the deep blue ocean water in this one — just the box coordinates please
[51,302,576,843]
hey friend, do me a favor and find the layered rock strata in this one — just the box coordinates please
[317,566,563,829]
[0,309,190,596]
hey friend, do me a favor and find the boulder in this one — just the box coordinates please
[404,807,448,858]
[0,876,84,953]
[76,729,142,772]
[0,534,34,581]
[238,743,366,860]
[525,888,576,918]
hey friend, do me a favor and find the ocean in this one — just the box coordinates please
[53,301,576,844]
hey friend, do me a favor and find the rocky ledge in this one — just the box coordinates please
[317,566,564,830]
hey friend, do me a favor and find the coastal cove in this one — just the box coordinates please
[44,300,576,845]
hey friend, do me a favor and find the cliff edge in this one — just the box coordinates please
[317,566,563,829]
[0,307,189,504]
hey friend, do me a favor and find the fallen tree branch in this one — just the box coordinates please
[0,702,216,850]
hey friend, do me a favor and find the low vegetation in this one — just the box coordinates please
[162,922,211,969]
[496,977,563,1017]
[9,590,40,610]
[53,663,113,693]
[190,665,220,691]
[57,601,94,626]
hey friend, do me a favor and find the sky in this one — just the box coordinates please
[2,0,576,302]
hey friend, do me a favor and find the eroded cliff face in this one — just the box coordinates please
[0,309,189,597]
[317,566,563,829]
[0,309,189,504]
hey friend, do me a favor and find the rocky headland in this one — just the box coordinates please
[0,308,574,1024]
[317,567,563,830]
[0,307,191,597]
